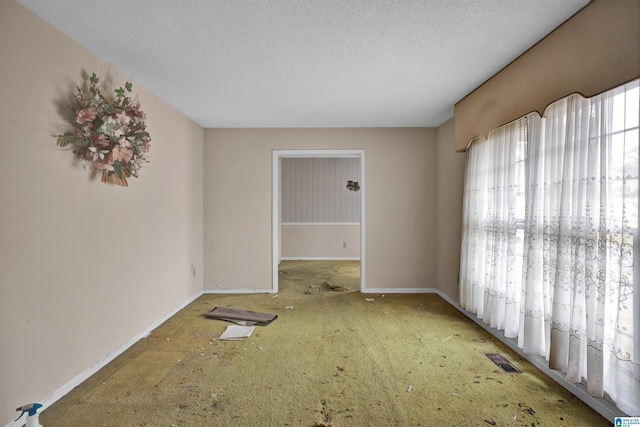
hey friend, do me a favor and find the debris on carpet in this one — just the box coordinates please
[218,325,255,341]
[319,281,348,292]
[204,306,278,326]
[317,399,333,427]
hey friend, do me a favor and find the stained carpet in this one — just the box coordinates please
[41,260,610,426]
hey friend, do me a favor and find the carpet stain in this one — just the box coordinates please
[316,399,333,427]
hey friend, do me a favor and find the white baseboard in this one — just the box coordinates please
[4,290,204,427]
[203,288,275,294]
[361,287,437,294]
[280,257,360,261]
[203,286,433,296]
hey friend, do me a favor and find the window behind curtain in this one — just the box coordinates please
[459,78,639,416]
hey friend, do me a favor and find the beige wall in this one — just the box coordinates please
[435,118,466,301]
[0,1,204,422]
[203,128,439,291]
[454,0,640,151]
[281,224,360,259]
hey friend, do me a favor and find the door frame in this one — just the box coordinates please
[272,149,365,293]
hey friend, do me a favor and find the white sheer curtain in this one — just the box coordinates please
[460,79,639,416]
[460,118,527,339]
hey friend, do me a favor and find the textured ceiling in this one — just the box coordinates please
[18,0,590,128]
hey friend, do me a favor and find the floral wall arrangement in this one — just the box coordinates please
[55,72,151,186]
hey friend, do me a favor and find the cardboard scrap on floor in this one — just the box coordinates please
[219,325,255,341]
[204,306,278,326]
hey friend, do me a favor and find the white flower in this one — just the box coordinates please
[88,146,109,161]
[98,116,119,136]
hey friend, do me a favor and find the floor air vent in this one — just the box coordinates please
[485,353,522,373]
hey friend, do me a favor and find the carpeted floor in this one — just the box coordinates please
[41,260,611,426]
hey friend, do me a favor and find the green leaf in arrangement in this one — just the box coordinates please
[125,82,132,92]
[113,160,123,179]
[90,73,99,84]
[54,134,66,147]
[56,133,75,147]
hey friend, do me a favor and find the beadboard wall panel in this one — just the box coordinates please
[282,157,361,223]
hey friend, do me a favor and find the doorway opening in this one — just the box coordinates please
[272,150,365,293]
